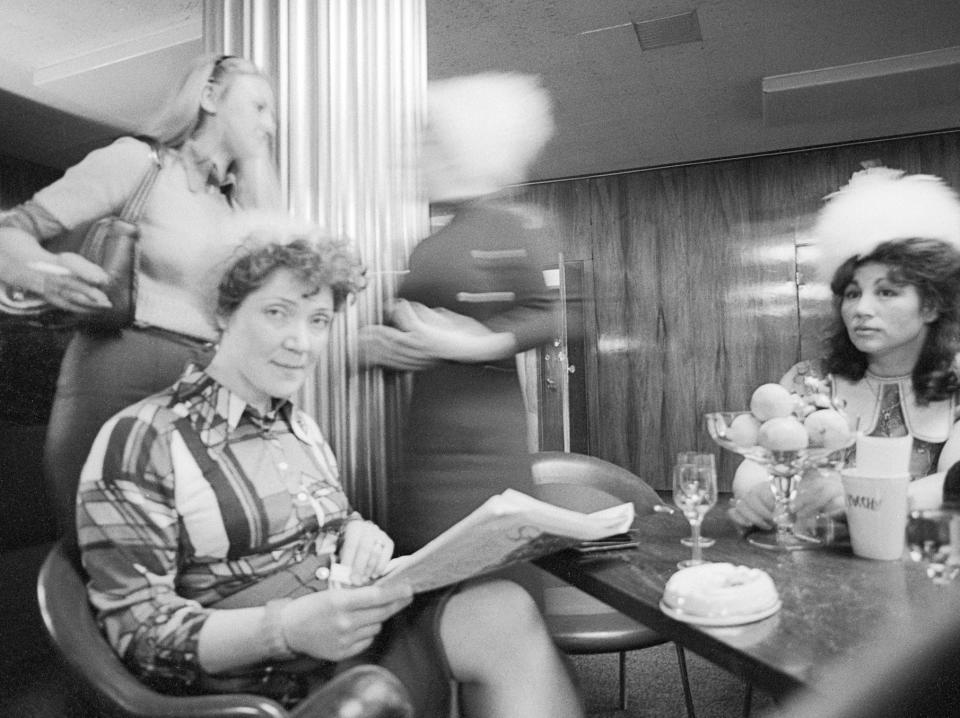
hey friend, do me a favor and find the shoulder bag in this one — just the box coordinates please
[0,140,163,331]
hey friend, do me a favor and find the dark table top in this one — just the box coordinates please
[535,508,960,699]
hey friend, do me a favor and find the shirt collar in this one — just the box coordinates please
[241,398,296,434]
[171,365,297,436]
[179,144,235,195]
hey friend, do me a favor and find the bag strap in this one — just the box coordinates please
[118,139,163,222]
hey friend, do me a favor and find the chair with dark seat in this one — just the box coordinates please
[531,451,696,716]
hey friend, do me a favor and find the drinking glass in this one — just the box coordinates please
[673,461,718,568]
[906,509,960,584]
[676,452,717,548]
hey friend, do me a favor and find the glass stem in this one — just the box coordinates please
[770,471,798,540]
[690,519,702,563]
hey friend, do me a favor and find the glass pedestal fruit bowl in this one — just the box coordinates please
[705,409,855,551]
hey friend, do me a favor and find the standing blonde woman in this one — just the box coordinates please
[0,54,281,537]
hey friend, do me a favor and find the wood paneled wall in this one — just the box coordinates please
[519,130,960,490]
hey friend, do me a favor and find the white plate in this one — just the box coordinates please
[659,599,782,627]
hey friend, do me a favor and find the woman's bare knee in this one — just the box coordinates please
[440,579,584,718]
[440,579,548,678]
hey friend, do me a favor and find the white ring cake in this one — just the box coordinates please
[662,562,779,618]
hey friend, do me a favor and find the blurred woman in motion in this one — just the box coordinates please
[359,73,561,580]
[0,53,281,537]
[730,168,960,529]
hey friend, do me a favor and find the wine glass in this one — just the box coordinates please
[676,452,717,548]
[673,461,718,568]
[906,509,960,584]
[705,411,856,551]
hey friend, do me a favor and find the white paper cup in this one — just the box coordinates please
[855,434,913,476]
[841,469,910,560]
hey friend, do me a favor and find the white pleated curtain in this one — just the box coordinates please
[204,0,428,522]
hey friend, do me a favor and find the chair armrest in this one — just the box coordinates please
[291,665,413,718]
[37,541,288,718]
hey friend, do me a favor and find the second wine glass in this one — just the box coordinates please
[673,460,718,568]
[676,452,717,548]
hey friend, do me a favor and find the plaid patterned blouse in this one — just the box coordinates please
[77,366,361,687]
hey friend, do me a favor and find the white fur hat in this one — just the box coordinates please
[427,72,555,189]
[811,167,960,281]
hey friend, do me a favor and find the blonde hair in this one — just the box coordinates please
[427,72,555,188]
[140,54,268,147]
[140,53,282,211]
[812,167,960,281]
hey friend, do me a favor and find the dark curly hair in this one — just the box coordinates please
[217,234,366,318]
[824,238,960,403]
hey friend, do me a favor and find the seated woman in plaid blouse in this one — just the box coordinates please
[76,227,584,718]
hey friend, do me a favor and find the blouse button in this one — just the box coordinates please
[315,566,330,580]
[278,461,289,471]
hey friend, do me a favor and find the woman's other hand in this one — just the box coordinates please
[728,459,775,529]
[729,460,845,530]
[357,300,505,369]
[280,582,413,661]
[35,253,113,311]
[792,467,845,519]
[389,299,491,336]
[0,226,112,312]
[387,298,517,363]
[338,520,394,585]
[357,324,438,371]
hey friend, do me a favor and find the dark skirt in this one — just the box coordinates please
[388,362,534,548]
[386,362,543,603]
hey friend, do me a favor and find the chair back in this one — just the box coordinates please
[530,450,665,520]
[530,453,698,716]
[530,451,666,625]
[37,542,290,717]
[38,542,414,717]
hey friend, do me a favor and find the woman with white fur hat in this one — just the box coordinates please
[730,167,960,530]
[358,73,560,594]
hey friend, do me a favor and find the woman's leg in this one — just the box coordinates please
[440,579,584,718]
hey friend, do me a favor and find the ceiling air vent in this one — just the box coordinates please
[632,10,702,50]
